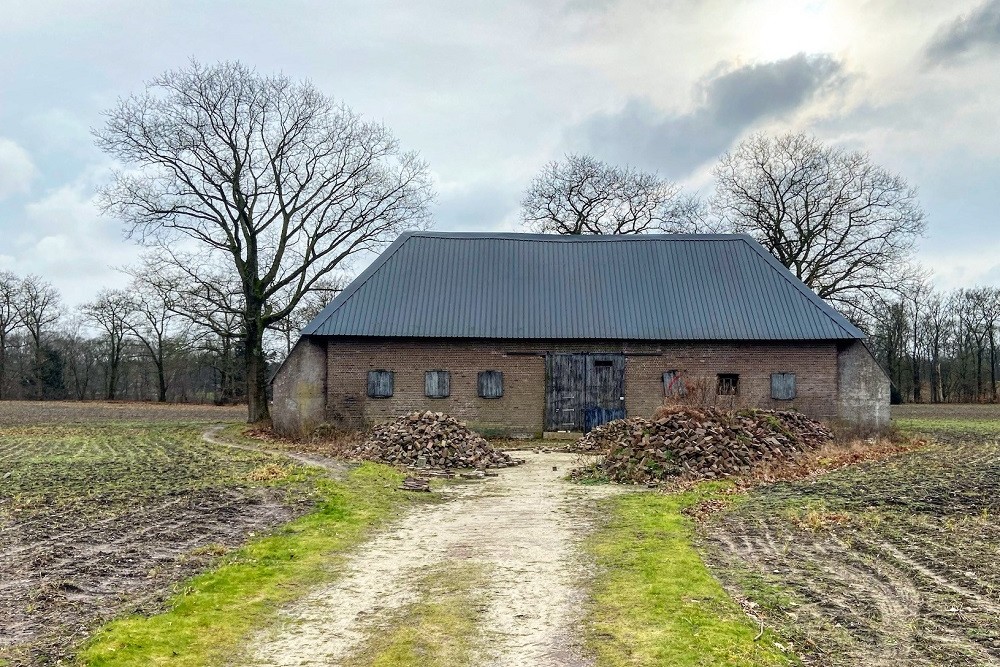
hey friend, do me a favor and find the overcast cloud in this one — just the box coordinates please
[0,0,997,303]
[576,54,846,176]
[925,0,1000,65]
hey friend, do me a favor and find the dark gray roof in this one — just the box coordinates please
[302,232,864,341]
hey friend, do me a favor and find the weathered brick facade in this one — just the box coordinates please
[321,337,840,436]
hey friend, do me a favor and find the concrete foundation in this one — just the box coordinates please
[271,336,327,437]
[836,340,891,429]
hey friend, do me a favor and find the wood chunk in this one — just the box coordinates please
[400,476,431,492]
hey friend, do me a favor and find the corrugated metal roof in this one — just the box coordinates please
[301,232,864,341]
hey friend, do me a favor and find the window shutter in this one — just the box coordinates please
[771,373,796,400]
[663,370,686,397]
[478,370,504,398]
[367,370,393,398]
[425,370,451,398]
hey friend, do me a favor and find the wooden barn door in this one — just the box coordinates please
[546,354,586,431]
[545,353,625,431]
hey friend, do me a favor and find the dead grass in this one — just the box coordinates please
[242,424,362,457]
[246,464,290,482]
[736,428,926,487]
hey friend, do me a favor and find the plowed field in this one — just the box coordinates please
[703,408,1000,666]
[0,402,313,666]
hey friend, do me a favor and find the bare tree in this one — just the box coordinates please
[82,289,134,400]
[59,314,100,400]
[712,133,926,313]
[134,253,248,403]
[122,261,186,402]
[96,60,433,422]
[0,271,21,399]
[970,286,1000,402]
[903,280,932,402]
[272,275,347,355]
[521,154,698,235]
[17,275,62,398]
[921,291,952,403]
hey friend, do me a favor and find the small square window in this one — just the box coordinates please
[367,370,394,398]
[771,372,796,400]
[478,370,504,399]
[663,370,687,398]
[717,373,739,396]
[425,370,451,398]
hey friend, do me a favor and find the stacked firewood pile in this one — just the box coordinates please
[574,406,832,483]
[350,411,522,469]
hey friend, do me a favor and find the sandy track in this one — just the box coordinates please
[249,451,623,666]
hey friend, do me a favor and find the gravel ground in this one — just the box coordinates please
[249,452,626,667]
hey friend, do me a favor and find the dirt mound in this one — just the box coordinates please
[351,411,521,469]
[574,406,832,483]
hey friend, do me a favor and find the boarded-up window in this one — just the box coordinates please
[425,370,451,398]
[367,370,394,398]
[717,373,739,396]
[663,370,687,397]
[771,372,796,400]
[478,370,504,398]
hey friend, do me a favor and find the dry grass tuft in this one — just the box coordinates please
[189,543,229,557]
[246,464,290,482]
[242,424,361,457]
[676,427,927,521]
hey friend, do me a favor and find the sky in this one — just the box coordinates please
[0,0,998,305]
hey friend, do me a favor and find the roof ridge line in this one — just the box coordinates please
[406,231,753,242]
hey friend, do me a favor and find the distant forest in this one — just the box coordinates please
[864,287,1000,404]
[0,271,337,404]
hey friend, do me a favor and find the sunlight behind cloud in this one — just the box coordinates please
[745,1,846,60]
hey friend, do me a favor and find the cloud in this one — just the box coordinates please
[0,138,37,199]
[573,53,846,177]
[5,181,139,305]
[925,0,1000,66]
[431,180,521,232]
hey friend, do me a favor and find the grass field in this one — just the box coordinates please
[586,484,794,667]
[698,405,1000,665]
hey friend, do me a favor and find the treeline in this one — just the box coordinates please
[865,286,1000,404]
[0,270,335,404]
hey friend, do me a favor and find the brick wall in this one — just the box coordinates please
[323,338,840,435]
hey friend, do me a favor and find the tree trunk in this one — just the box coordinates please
[156,359,168,402]
[991,330,998,403]
[0,338,5,401]
[245,316,270,423]
[106,366,117,400]
[976,346,984,401]
[931,352,944,403]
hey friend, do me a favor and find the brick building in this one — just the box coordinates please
[272,232,890,437]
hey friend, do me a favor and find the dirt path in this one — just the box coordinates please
[248,451,624,667]
[202,424,350,474]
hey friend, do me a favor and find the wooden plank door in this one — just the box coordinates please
[545,354,586,431]
[584,354,626,431]
[545,353,626,431]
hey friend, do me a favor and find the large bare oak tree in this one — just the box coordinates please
[96,61,433,422]
[712,133,926,313]
[521,154,698,235]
